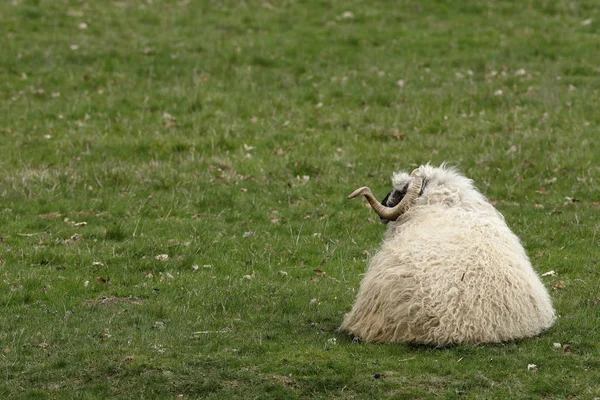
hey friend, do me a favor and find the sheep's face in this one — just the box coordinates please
[379,183,408,224]
[375,171,416,224]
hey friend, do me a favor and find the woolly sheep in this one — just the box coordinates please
[341,164,556,345]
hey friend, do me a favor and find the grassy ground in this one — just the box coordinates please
[1,0,600,398]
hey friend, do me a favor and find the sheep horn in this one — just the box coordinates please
[348,173,424,221]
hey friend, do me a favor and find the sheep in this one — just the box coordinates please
[341,164,556,346]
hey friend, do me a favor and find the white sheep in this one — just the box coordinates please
[341,164,556,345]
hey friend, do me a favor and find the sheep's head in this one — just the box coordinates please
[349,164,484,223]
[348,168,424,223]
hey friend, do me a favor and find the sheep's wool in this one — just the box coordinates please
[341,165,556,345]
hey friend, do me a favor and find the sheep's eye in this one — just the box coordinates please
[380,191,393,208]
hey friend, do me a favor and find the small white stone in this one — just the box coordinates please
[153,321,165,330]
[514,69,527,76]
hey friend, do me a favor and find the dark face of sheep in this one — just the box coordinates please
[348,169,424,222]
[379,183,409,224]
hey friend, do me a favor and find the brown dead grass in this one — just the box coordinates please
[83,296,143,306]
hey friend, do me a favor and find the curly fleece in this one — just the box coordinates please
[341,165,556,345]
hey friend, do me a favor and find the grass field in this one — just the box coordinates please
[1,0,600,398]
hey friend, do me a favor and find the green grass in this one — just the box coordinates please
[1,0,600,398]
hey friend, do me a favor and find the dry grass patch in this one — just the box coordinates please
[83,296,143,306]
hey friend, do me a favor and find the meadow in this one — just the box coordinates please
[1,0,599,398]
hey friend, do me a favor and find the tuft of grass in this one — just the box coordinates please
[1,0,600,398]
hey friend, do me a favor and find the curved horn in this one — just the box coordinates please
[348,171,424,221]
